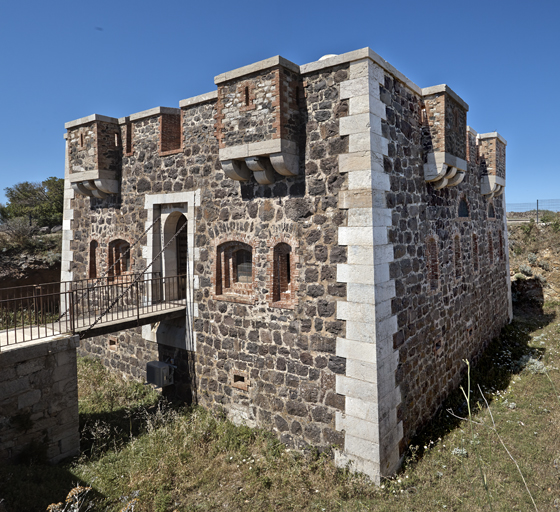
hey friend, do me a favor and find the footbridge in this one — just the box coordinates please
[0,273,189,349]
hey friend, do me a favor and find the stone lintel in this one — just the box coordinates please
[179,90,218,108]
[214,56,300,84]
[218,139,297,161]
[422,84,469,111]
[68,170,116,183]
[300,47,422,96]
[478,131,507,146]
[129,106,181,122]
[65,114,119,130]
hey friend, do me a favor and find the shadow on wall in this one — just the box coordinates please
[405,275,554,463]
[153,318,198,405]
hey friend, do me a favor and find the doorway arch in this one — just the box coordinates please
[163,212,188,300]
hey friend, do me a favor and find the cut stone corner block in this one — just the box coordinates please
[481,174,505,198]
[424,152,467,190]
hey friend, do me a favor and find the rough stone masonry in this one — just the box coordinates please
[62,47,511,482]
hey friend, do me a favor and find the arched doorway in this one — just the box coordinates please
[163,212,188,300]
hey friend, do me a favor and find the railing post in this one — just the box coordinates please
[69,291,75,334]
[136,281,140,325]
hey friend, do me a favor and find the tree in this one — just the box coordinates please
[0,177,64,228]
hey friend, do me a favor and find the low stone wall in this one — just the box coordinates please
[0,335,80,464]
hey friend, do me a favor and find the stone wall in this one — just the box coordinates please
[0,335,80,464]
[381,72,510,447]
[62,47,511,480]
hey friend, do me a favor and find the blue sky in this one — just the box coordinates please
[0,0,558,206]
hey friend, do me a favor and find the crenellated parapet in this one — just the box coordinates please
[421,85,469,190]
[65,115,122,198]
[478,131,507,197]
[214,56,302,185]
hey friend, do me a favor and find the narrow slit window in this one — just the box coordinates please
[427,237,439,291]
[488,233,494,264]
[488,202,495,218]
[473,233,479,272]
[244,86,250,106]
[458,197,469,218]
[89,240,98,278]
[273,243,292,302]
[454,235,461,279]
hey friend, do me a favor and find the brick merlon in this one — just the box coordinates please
[179,90,218,108]
[64,114,119,130]
[478,132,507,145]
[214,55,300,85]
[422,84,469,111]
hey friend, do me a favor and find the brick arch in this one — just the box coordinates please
[426,234,439,292]
[453,232,462,280]
[457,194,470,218]
[266,233,300,309]
[212,233,256,304]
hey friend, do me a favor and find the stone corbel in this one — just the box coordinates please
[222,160,251,181]
[481,175,505,199]
[269,152,299,176]
[70,172,120,198]
[219,139,299,185]
[424,152,467,190]
[245,157,276,185]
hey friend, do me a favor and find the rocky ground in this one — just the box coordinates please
[508,222,560,304]
[0,233,62,288]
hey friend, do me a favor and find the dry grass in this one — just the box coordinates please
[1,289,560,511]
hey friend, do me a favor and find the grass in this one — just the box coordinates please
[1,306,560,511]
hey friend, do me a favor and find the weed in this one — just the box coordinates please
[527,252,538,264]
[519,264,533,276]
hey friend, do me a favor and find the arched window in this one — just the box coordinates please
[108,239,131,279]
[458,197,469,218]
[488,202,495,219]
[215,241,253,299]
[273,243,292,303]
[454,235,461,279]
[426,236,439,291]
[488,233,494,264]
[89,240,98,278]
[473,233,479,272]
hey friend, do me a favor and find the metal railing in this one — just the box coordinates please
[0,273,187,348]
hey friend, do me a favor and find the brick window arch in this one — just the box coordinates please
[108,239,131,280]
[214,240,254,303]
[473,233,479,272]
[454,234,461,279]
[458,196,469,218]
[266,235,299,309]
[488,232,494,264]
[426,236,439,291]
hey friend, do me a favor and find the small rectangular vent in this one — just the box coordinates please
[232,371,249,391]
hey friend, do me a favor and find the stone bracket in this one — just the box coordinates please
[219,138,299,184]
[424,152,467,190]
[70,169,120,198]
[481,174,505,198]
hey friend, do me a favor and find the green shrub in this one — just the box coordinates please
[527,252,537,264]
[519,264,533,276]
